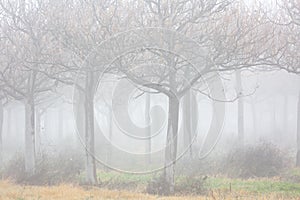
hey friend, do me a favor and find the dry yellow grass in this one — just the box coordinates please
[0,180,299,200]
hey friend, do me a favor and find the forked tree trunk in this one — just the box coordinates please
[24,99,36,175]
[164,97,180,195]
[84,72,97,184]
[0,101,3,166]
[145,92,151,164]
[236,70,244,146]
[296,91,300,167]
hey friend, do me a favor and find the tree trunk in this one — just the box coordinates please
[24,99,36,175]
[0,101,3,166]
[145,92,151,164]
[84,72,97,184]
[251,101,257,140]
[236,70,244,146]
[296,91,300,167]
[107,107,113,166]
[272,102,278,142]
[35,108,42,158]
[283,95,288,135]
[7,107,12,138]
[164,97,180,195]
[58,107,64,140]
[183,90,193,158]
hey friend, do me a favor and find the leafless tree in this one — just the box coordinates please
[0,0,60,175]
[100,0,283,194]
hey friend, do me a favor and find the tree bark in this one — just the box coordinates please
[145,92,151,164]
[236,70,244,146]
[24,99,36,175]
[296,91,300,167]
[84,72,97,184]
[164,97,180,195]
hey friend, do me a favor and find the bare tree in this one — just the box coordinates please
[44,0,118,184]
[0,0,60,175]
[274,0,300,165]
[101,0,282,194]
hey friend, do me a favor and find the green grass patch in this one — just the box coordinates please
[93,171,300,196]
[97,170,153,184]
[206,177,300,196]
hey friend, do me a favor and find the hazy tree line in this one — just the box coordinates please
[0,0,299,195]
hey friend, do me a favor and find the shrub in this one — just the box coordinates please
[146,174,206,195]
[2,149,84,185]
[175,176,206,195]
[146,175,170,195]
[223,142,288,178]
[283,168,300,183]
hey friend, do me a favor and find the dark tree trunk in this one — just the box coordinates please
[24,99,36,175]
[236,70,244,146]
[163,97,180,195]
[183,90,193,158]
[84,71,97,184]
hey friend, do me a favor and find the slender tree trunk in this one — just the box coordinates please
[296,91,300,167]
[76,93,85,149]
[272,103,278,142]
[7,107,11,138]
[107,107,113,166]
[251,101,257,139]
[145,92,151,164]
[164,97,180,195]
[0,101,3,166]
[58,107,64,140]
[236,70,244,146]
[183,68,193,158]
[84,72,97,184]
[283,95,288,134]
[24,99,36,175]
[183,90,193,158]
[35,108,42,157]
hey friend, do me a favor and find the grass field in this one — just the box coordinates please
[1,180,300,200]
[1,171,300,200]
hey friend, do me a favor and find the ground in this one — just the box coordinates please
[1,171,300,200]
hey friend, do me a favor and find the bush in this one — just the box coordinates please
[175,176,206,195]
[2,149,84,185]
[283,168,300,183]
[146,175,206,195]
[146,175,170,195]
[224,142,288,178]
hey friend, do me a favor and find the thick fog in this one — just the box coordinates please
[0,0,299,197]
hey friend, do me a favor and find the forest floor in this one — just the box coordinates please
[1,180,300,200]
[1,171,300,200]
